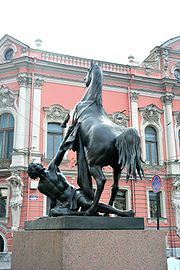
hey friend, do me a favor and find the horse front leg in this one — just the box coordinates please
[85,165,106,216]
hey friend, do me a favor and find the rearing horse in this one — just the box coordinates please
[51,61,143,216]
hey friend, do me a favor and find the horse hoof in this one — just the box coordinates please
[128,210,135,217]
[84,210,91,216]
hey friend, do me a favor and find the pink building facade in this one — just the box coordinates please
[0,34,180,262]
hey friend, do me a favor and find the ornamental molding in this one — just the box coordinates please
[130,92,139,102]
[108,111,129,127]
[0,85,18,110]
[17,75,32,87]
[34,78,44,88]
[161,93,174,105]
[161,49,170,78]
[139,104,163,125]
[173,111,180,127]
[142,49,161,70]
[44,104,69,123]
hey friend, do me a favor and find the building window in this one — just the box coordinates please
[4,48,14,61]
[0,187,8,218]
[114,189,128,211]
[145,126,158,165]
[0,235,4,252]
[47,123,63,160]
[0,113,14,160]
[149,191,162,218]
[174,69,180,81]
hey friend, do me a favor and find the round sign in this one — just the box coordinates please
[152,175,161,193]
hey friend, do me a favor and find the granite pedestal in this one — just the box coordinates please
[12,217,167,270]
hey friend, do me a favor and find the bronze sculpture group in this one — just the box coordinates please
[28,61,144,217]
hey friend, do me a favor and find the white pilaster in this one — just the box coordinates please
[31,78,43,163]
[161,94,179,175]
[130,92,139,131]
[161,94,176,161]
[11,75,31,168]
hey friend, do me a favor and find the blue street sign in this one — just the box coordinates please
[29,195,39,201]
[152,175,161,193]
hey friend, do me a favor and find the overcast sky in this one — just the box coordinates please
[0,0,180,64]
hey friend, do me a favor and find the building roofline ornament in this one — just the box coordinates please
[162,49,170,78]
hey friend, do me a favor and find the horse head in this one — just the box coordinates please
[84,60,102,87]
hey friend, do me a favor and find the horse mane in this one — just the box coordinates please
[92,63,103,107]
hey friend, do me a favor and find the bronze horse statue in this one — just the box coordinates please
[50,61,143,216]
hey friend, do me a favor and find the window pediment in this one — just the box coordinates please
[0,86,18,110]
[44,105,69,123]
[108,111,129,127]
[139,104,163,125]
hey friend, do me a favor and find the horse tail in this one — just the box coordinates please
[115,128,144,182]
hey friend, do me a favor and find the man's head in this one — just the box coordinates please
[27,162,45,179]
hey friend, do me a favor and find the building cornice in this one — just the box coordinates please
[0,55,180,99]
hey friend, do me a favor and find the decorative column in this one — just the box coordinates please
[161,94,176,162]
[6,174,23,231]
[31,78,43,163]
[130,92,139,131]
[172,176,180,236]
[11,75,32,168]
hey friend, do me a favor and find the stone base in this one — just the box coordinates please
[12,230,167,270]
[25,216,144,230]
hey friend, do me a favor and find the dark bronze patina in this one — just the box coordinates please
[28,61,144,217]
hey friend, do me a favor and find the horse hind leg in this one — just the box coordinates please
[103,168,120,217]
[108,168,121,206]
[85,165,106,216]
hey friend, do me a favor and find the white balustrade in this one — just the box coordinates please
[40,52,130,74]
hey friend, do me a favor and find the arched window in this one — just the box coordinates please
[0,235,4,252]
[0,113,14,160]
[47,123,63,160]
[145,126,158,165]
